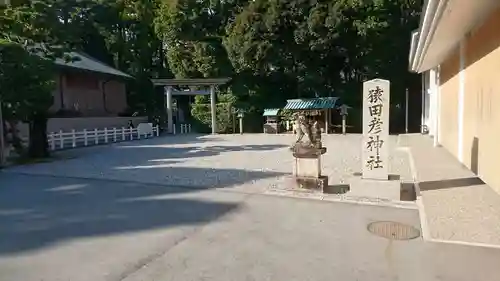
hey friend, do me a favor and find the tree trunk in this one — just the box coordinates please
[28,113,49,158]
[6,120,24,156]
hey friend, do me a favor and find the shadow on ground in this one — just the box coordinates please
[323,184,350,194]
[5,138,289,189]
[49,134,229,159]
[141,134,226,145]
[419,177,485,191]
[106,143,288,188]
[0,173,247,255]
[113,143,288,161]
[0,137,289,254]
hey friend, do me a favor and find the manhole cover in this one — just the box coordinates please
[367,221,420,240]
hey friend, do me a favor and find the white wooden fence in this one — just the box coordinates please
[48,125,159,151]
[179,124,192,134]
[172,123,192,134]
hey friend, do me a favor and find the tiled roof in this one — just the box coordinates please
[55,52,132,78]
[263,108,280,116]
[284,97,338,110]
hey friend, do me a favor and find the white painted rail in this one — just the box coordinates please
[179,124,192,134]
[47,125,159,151]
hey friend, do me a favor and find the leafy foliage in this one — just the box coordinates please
[0,0,85,157]
[155,0,421,132]
[1,0,423,153]
[0,40,55,120]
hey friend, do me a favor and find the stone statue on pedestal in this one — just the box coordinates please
[293,113,313,147]
[287,112,328,191]
[290,113,325,157]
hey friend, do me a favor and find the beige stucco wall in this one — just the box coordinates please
[16,116,149,141]
[438,7,500,193]
[462,7,500,192]
[45,116,148,132]
[439,47,460,159]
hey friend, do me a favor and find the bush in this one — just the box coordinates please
[191,102,233,133]
[50,109,82,118]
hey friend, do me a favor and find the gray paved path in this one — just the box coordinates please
[400,134,500,245]
[1,134,500,280]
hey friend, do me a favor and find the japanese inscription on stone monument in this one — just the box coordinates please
[362,79,390,180]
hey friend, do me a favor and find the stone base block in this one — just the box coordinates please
[348,177,401,201]
[292,176,329,191]
[293,157,321,178]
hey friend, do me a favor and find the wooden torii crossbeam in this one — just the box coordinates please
[151,78,231,134]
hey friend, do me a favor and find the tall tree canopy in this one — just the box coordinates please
[0,0,91,157]
[1,0,422,148]
[155,0,421,131]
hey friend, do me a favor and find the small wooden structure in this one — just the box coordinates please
[283,97,339,134]
[263,108,280,134]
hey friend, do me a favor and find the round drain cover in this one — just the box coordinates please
[367,221,420,240]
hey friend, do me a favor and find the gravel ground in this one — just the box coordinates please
[4,134,413,195]
[3,134,500,281]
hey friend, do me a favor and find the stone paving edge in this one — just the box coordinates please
[397,136,500,250]
[263,189,418,210]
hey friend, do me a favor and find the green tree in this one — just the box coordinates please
[0,40,55,158]
[0,0,87,157]
[89,0,170,117]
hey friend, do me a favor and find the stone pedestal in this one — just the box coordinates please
[290,146,328,191]
[348,177,401,201]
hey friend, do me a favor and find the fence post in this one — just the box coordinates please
[72,129,76,148]
[59,130,64,149]
[104,128,108,143]
[188,124,191,133]
[49,133,55,150]
[84,129,88,146]
[130,127,134,140]
[94,128,98,145]
[122,127,125,140]
[113,127,117,142]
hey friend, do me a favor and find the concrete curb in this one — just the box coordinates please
[398,138,500,249]
[264,189,419,210]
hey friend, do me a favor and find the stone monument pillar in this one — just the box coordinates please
[289,113,328,191]
[349,78,400,200]
[361,79,390,180]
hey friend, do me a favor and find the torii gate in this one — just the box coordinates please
[152,78,231,134]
